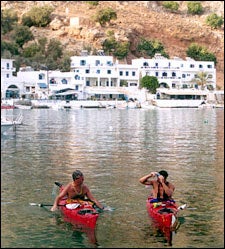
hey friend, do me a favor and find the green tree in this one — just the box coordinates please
[206,13,224,29]
[186,43,217,64]
[187,1,203,15]
[191,71,212,90]
[87,1,99,6]
[113,41,129,60]
[102,37,117,54]
[21,5,54,27]
[94,8,117,26]
[1,8,18,34]
[1,41,19,56]
[46,38,63,61]
[58,55,72,72]
[137,38,169,58]
[37,37,48,55]
[23,43,41,57]
[140,75,159,94]
[12,25,34,48]
[162,1,179,12]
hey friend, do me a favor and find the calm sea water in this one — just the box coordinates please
[1,107,224,248]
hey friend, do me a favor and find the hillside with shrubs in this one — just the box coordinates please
[1,1,224,89]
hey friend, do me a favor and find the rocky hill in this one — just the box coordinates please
[1,1,224,89]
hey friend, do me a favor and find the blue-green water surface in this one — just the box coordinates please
[1,108,224,248]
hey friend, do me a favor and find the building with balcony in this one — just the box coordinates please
[1,52,217,103]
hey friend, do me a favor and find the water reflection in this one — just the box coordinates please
[1,108,224,248]
[53,212,98,247]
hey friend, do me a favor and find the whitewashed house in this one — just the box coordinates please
[70,51,127,100]
[132,53,216,90]
[1,58,21,99]
[1,52,217,104]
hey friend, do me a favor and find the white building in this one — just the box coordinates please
[1,58,20,99]
[1,53,217,102]
[132,53,216,89]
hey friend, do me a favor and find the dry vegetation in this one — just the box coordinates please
[1,1,224,89]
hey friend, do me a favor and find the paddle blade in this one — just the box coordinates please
[103,206,115,211]
[29,203,42,207]
[178,204,187,210]
[29,203,52,207]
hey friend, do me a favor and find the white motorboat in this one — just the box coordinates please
[14,104,32,109]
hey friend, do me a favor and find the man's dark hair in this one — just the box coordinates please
[158,170,168,178]
[72,170,83,180]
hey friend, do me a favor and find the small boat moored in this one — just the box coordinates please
[1,113,23,134]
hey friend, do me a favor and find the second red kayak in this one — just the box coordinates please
[146,196,180,245]
[146,196,179,229]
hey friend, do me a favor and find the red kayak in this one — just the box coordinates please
[55,182,99,230]
[146,197,180,245]
[147,196,179,229]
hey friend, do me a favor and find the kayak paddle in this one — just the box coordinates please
[29,202,65,207]
[177,204,187,210]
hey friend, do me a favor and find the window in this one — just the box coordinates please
[6,63,10,69]
[61,79,67,84]
[172,72,176,77]
[39,74,44,80]
[207,65,212,68]
[162,72,167,77]
[50,78,56,84]
[199,64,203,68]
[119,71,123,76]
[74,75,80,80]
[182,74,186,78]
[107,70,111,74]
[86,81,90,86]
[190,64,195,68]
[80,60,86,66]
[125,71,129,76]
[155,72,158,77]
[6,74,9,78]
[95,60,100,66]
[132,71,136,76]
[85,69,90,74]
[143,62,149,67]
[96,69,100,74]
